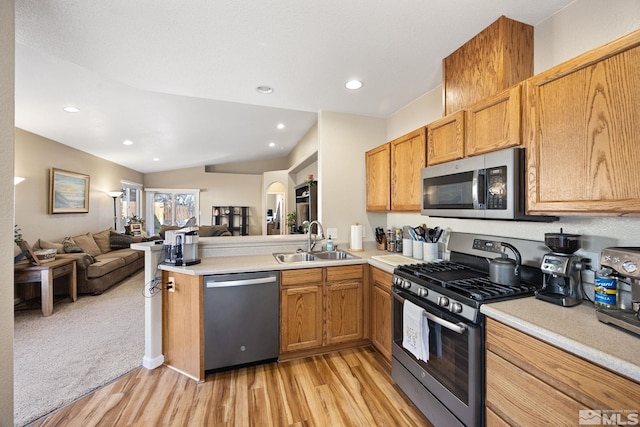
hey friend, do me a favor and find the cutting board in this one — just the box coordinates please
[370,254,418,267]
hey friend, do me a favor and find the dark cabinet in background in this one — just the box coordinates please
[212,206,250,235]
[295,182,317,231]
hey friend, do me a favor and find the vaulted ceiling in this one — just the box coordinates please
[15,0,573,173]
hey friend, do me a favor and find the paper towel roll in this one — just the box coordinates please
[350,224,364,252]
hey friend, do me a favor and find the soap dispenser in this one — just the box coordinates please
[326,235,334,251]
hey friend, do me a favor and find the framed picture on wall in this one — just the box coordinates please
[49,168,90,214]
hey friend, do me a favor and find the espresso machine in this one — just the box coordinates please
[163,226,201,266]
[536,229,589,307]
[596,247,640,336]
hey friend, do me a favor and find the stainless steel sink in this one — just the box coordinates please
[314,250,359,260]
[273,250,358,263]
[273,252,319,263]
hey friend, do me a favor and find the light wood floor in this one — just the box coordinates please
[31,346,432,426]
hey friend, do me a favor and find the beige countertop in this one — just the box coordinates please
[481,298,640,383]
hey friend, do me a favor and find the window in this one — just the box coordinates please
[145,189,200,235]
[114,181,143,232]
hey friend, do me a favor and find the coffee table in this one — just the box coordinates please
[14,258,77,316]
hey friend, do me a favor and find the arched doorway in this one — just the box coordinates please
[265,181,286,235]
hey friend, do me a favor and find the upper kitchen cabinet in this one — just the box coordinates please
[426,110,465,166]
[365,143,391,211]
[390,128,426,211]
[443,15,533,116]
[466,84,522,156]
[524,29,640,215]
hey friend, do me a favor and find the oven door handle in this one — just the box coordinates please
[423,310,468,334]
[393,291,468,334]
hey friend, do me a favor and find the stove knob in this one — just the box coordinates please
[450,302,462,314]
[401,279,411,289]
[622,261,638,274]
[418,288,429,298]
[438,296,449,307]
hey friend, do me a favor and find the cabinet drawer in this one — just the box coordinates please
[326,265,363,282]
[486,318,640,410]
[281,268,323,286]
[371,266,392,292]
[53,263,74,277]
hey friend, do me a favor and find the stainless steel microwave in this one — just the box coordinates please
[421,147,557,221]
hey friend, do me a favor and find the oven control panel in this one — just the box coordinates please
[393,275,478,323]
[472,239,504,253]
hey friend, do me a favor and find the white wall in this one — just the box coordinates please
[385,0,640,269]
[144,167,263,235]
[1,1,14,424]
[318,110,387,245]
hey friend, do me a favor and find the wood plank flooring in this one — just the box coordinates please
[31,346,432,426]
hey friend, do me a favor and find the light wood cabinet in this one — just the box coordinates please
[524,29,640,215]
[280,265,365,358]
[162,271,204,381]
[486,318,640,426]
[466,84,522,156]
[280,268,323,353]
[443,15,533,116]
[390,128,426,211]
[369,267,392,363]
[366,128,426,212]
[365,143,391,211]
[426,110,465,166]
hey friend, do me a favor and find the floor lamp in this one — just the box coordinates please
[107,191,122,230]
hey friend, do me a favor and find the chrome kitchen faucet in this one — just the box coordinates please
[307,220,324,252]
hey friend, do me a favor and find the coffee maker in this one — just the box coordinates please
[596,247,640,336]
[536,229,588,307]
[163,226,201,266]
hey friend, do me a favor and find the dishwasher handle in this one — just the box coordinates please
[205,275,277,288]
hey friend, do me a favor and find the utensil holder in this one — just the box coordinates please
[403,238,413,257]
[412,240,423,259]
[423,242,439,261]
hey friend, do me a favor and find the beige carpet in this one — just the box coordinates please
[13,271,145,426]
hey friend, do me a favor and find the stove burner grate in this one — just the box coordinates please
[444,277,536,301]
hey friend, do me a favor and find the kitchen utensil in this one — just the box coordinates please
[544,228,581,254]
[434,228,444,243]
[489,242,521,286]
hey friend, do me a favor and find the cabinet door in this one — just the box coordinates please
[365,143,391,211]
[280,284,323,353]
[524,30,640,215]
[427,111,465,166]
[325,279,363,345]
[443,16,533,115]
[390,128,426,211]
[370,268,392,362]
[466,85,522,156]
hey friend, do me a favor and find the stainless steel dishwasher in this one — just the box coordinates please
[203,271,279,371]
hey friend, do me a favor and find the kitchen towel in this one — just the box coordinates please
[402,300,429,361]
[350,223,364,251]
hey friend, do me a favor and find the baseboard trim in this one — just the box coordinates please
[142,354,164,370]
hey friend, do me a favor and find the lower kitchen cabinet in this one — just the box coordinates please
[370,266,392,363]
[485,318,640,426]
[280,265,366,359]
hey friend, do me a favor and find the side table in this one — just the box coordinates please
[14,258,77,316]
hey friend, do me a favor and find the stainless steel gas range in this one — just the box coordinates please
[391,232,549,427]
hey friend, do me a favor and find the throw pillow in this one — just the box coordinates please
[208,224,230,237]
[37,238,64,253]
[63,239,84,254]
[110,231,133,250]
[72,232,102,256]
[92,228,113,254]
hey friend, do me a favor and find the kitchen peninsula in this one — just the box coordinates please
[133,236,640,397]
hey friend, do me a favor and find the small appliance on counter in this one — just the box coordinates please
[163,226,201,266]
[596,247,640,337]
[536,229,589,307]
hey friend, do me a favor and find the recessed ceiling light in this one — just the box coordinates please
[345,80,363,90]
[277,123,285,130]
[123,139,133,146]
[152,157,160,162]
[269,142,276,147]
[63,106,80,113]
[256,86,274,94]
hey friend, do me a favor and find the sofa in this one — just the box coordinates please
[158,224,232,238]
[34,229,148,295]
